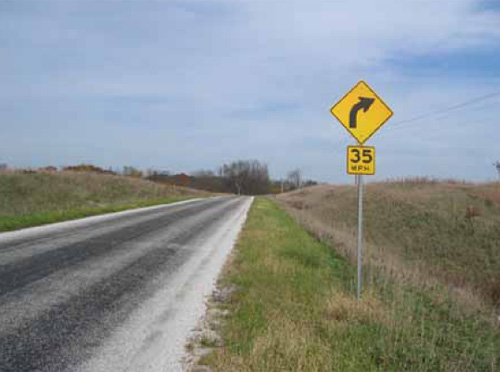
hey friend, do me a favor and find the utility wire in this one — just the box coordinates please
[386,90,500,132]
[327,89,500,152]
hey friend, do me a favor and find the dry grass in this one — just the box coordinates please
[325,289,389,326]
[200,197,500,371]
[277,180,500,316]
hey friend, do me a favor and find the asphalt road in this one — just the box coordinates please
[0,196,253,372]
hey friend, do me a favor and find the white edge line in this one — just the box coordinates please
[0,197,224,242]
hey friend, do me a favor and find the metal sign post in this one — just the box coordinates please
[357,174,363,301]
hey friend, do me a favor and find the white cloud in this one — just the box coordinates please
[0,0,499,181]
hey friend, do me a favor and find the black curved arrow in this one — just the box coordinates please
[349,97,375,128]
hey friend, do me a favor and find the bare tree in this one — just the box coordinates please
[122,166,143,178]
[190,169,227,193]
[221,160,270,195]
[145,168,159,178]
[286,168,302,190]
[191,169,215,177]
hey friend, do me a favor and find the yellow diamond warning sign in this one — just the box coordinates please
[347,146,375,175]
[330,81,393,144]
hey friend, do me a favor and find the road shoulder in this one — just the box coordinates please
[186,196,500,371]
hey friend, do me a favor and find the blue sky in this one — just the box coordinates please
[1,0,499,182]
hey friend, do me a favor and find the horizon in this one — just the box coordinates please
[3,162,498,187]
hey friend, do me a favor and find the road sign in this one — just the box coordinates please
[347,146,375,175]
[328,81,393,300]
[330,81,393,144]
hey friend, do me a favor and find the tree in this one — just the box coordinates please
[286,168,302,190]
[144,168,158,178]
[303,179,318,187]
[190,169,227,192]
[221,160,270,195]
[191,169,215,177]
[122,166,143,178]
[63,164,114,174]
[494,161,500,180]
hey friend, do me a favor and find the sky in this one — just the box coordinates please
[1,0,499,183]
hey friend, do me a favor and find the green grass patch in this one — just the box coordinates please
[205,197,500,371]
[0,197,190,232]
[0,172,207,231]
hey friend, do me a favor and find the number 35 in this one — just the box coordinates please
[351,149,373,163]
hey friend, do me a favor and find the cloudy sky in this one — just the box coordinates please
[1,0,499,182]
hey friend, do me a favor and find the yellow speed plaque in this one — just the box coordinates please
[347,146,375,175]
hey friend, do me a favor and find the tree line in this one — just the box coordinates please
[7,160,319,195]
[149,160,318,195]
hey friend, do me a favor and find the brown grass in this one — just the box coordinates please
[277,181,500,316]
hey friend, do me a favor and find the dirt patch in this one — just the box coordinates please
[184,255,238,371]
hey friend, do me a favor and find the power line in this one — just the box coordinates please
[327,89,500,152]
[387,90,500,131]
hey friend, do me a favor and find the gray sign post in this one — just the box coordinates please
[357,174,363,301]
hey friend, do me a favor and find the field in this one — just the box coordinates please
[196,187,500,371]
[0,170,210,231]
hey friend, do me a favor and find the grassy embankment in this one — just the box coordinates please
[199,192,499,371]
[0,171,210,232]
[278,180,500,311]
